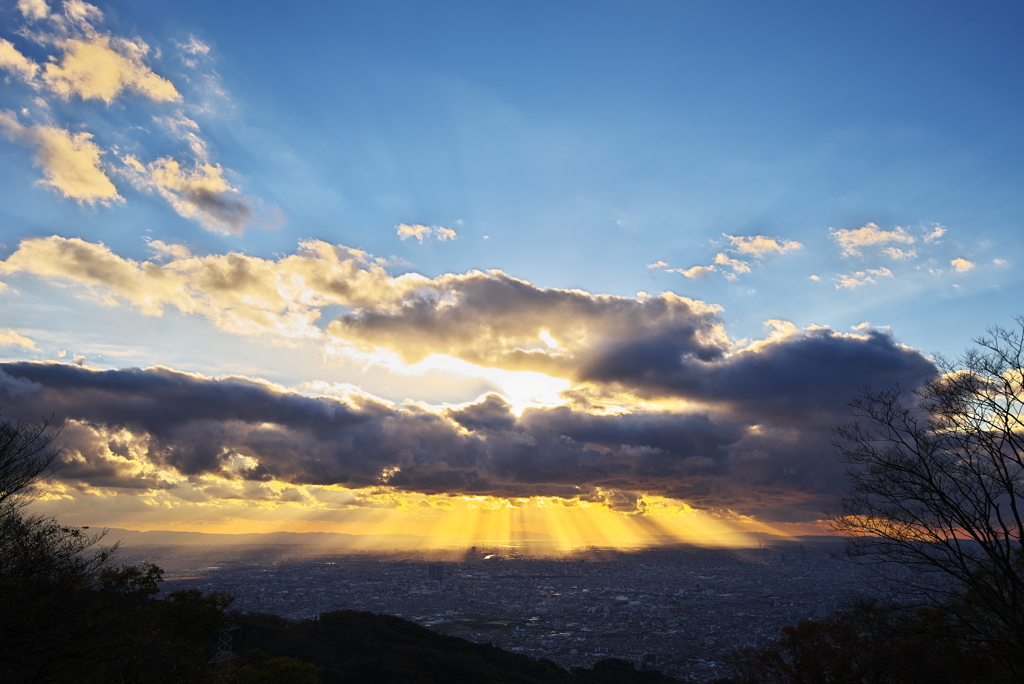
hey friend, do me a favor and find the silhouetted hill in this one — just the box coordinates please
[233,609,680,683]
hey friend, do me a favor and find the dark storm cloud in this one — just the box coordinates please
[0,326,936,523]
[584,327,936,417]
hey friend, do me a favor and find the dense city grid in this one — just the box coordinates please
[120,542,875,681]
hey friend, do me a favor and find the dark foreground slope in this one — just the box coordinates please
[231,608,679,684]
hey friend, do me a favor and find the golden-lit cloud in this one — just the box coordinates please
[882,247,917,260]
[0,328,37,349]
[0,236,729,381]
[0,236,430,338]
[328,271,729,381]
[676,265,714,278]
[724,234,803,257]
[923,225,946,243]
[0,38,40,81]
[0,111,120,203]
[652,233,800,281]
[713,252,751,273]
[832,267,893,289]
[950,257,975,273]
[122,155,256,234]
[42,34,180,103]
[0,0,263,232]
[18,0,50,21]
[830,223,914,258]
[397,223,458,242]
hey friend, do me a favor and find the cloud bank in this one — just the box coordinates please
[0,315,933,521]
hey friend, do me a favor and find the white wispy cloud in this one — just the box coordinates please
[724,234,802,257]
[713,252,751,273]
[674,265,715,279]
[923,225,946,243]
[396,223,458,242]
[833,267,894,289]
[17,0,50,21]
[830,223,914,258]
[653,233,800,281]
[0,38,40,81]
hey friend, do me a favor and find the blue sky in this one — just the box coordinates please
[0,0,1021,542]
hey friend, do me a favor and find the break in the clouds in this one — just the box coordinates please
[0,0,264,233]
[0,324,933,520]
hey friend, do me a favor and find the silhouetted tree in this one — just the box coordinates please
[729,599,1000,684]
[0,413,61,514]
[830,318,1024,679]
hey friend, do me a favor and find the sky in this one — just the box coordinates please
[0,0,1021,549]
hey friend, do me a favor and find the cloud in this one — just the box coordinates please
[327,270,730,381]
[42,35,180,103]
[397,223,458,242]
[923,225,946,243]
[950,257,975,273]
[154,111,208,158]
[658,233,800,282]
[832,267,893,289]
[17,0,49,21]
[0,236,426,337]
[724,234,803,257]
[0,237,935,439]
[882,247,916,260]
[713,252,751,273]
[146,239,192,261]
[0,334,935,521]
[0,38,40,81]
[176,35,210,56]
[674,265,715,279]
[0,329,36,349]
[0,111,120,203]
[396,223,431,241]
[18,0,49,20]
[830,223,914,258]
[0,236,730,387]
[122,155,256,234]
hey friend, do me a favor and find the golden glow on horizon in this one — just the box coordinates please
[32,478,824,550]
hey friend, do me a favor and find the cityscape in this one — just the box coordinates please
[120,539,875,681]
